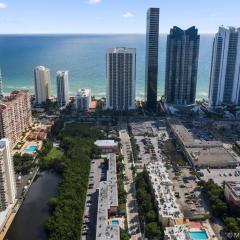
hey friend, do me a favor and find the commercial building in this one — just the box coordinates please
[145,8,160,112]
[0,139,16,211]
[34,66,51,105]
[96,154,119,240]
[146,162,183,227]
[209,27,240,106]
[0,91,32,148]
[167,118,238,168]
[94,140,118,153]
[75,89,91,111]
[56,70,69,107]
[224,182,240,207]
[106,47,136,111]
[165,26,200,105]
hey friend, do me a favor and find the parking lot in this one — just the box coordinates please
[81,159,106,240]
[167,166,209,218]
[133,126,169,169]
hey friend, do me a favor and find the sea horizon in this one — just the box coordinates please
[0,34,214,100]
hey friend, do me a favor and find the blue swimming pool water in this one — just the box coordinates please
[111,220,119,226]
[189,231,208,240]
[24,145,37,154]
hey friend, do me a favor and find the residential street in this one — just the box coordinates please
[119,130,142,240]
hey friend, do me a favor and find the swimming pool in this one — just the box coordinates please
[189,231,208,240]
[24,145,37,154]
[111,220,119,226]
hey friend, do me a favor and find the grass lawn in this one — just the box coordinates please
[45,147,63,161]
[164,140,186,166]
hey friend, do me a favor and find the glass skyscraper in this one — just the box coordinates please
[165,26,200,105]
[145,8,160,112]
[56,70,69,107]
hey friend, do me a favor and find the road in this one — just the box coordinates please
[119,130,142,240]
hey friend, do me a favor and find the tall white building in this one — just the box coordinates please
[56,70,69,107]
[34,66,51,105]
[0,139,16,211]
[209,27,240,106]
[76,89,91,112]
[106,47,136,110]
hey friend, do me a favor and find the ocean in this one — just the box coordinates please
[0,34,213,99]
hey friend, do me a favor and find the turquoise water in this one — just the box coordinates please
[111,220,119,225]
[0,34,213,99]
[24,145,37,154]
[189,231,208,240]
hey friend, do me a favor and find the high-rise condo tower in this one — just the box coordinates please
[34,66,51,105]
[209,27,240,106]
[106,47,136,111]
[57,70,69,107]
[0,138,16,211]
[165,26,200,105]
[145,8,160,112]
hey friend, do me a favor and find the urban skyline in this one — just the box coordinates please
[0,4,240,240]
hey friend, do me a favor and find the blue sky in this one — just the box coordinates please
[0,0,239,34]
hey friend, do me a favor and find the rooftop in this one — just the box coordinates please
[146,162,183,220]
[164,225,189,240]
[187,147,237,167]
[96,154,119,240]
[95,140,118,147]
[107,47,136,54]
[0,90,30,112]
[76,88,91,97]
[107,154,118,207]
[226,182,240,197]
[168,118,238,167]
[168,118,221,148]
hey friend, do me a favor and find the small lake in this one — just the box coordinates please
[5,170,59,240]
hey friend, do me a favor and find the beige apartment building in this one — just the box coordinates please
[0,90,32,148]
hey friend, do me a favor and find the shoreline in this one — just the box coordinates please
[2,90,208,102]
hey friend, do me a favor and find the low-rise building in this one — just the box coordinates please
[164,224,189,240]
[96,154,119,240]
[107,154,118,212]
[94,140,118,153]
[146,162,183,227]
[167,118,238,168]
[96,182,120,240]
[224,182,240,207]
